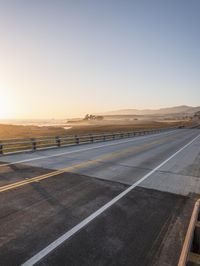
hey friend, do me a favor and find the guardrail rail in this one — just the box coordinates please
[179,199,200,266]
[0,127,178,155]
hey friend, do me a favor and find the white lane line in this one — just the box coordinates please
[21,133,200,266]
[0,130,177,168]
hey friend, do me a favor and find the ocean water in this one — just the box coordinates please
[0,119,71,129]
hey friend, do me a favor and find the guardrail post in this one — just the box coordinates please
[31,138,37,151]
[56,136,61,147]
[90,134,94,143]
[194,222,200,253]
[75,135,79,144]
[0,143,3,155]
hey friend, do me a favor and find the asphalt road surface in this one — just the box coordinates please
[0,128,200,266]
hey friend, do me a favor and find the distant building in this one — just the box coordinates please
[83,114,104,121]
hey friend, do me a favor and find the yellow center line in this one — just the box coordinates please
[0,134,177,193]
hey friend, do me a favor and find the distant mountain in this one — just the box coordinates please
[98,105,200,116]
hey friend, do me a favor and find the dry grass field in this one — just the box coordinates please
[66,121,190,134]
[0,120,193,140]
[0,124,67,140]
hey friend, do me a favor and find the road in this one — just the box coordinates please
[0,128,200,266]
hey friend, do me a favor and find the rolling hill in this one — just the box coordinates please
[98,105,200,116]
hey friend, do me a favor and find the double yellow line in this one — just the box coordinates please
[0,134,177,193]
[0,162,92,193]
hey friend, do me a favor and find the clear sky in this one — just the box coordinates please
[0,0,200,119]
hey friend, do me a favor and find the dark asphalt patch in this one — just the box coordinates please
[37,187,196,266]
[0,172,127,266]
[0,162,53,187]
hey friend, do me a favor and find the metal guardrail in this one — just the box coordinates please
[0,127,177,155]
[178,199,200,266]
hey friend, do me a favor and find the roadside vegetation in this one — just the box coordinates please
[0,120,193,140]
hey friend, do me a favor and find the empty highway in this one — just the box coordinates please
[0,128,200,266]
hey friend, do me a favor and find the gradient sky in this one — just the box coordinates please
[0,0,200,119]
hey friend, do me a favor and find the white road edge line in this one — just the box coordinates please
[0,129,177,168]
[21,133,200,266]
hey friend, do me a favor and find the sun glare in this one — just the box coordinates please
[0,90,13,119]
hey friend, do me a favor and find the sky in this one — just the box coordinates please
[0,0,200,119]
